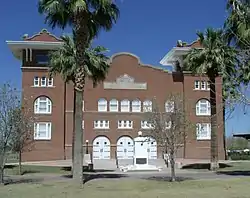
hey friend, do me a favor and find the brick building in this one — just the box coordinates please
[7,29,225,162]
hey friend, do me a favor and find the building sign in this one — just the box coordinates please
[104,74,147,90]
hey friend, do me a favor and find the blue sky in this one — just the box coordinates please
[0,0,249,136]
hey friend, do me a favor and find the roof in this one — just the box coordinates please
[159,39,202,66]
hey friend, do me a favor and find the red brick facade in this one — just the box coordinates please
[8,30,226,161]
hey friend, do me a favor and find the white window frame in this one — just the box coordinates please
[34,122,52,140]
[41,77,47,87]
[82,100,84,111]
[120,99,130,112]
[194,80,200,90]
[34,97,52,114]
[196,123,211,140]
[47,77,54,87]
[109,99,118,112]
[141,121,153,129]
[82,120,84,129]
[165,121,172,129]
[196,99,211,116]
[118,120,133,129]
[94,120,109,129]
[34,77,39,87]
[98,98,107,112]
[132,99,141,112]
[201,81,206,90]
[165,101,175,113]
[207,81,210,90]
[143,100,152,112]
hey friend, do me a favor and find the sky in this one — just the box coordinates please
[0,0,249,136]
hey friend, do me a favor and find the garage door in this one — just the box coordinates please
[146,137,157,159]
[92,136,111,159]
[116,136,134,159]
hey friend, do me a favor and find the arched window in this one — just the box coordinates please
[132,99,141,112]
[34,97,52,114]
[120,99,130,112]
[109,99,118,112]
[196,99,211,116]
[143,100,152,112]
[98,98,107,112]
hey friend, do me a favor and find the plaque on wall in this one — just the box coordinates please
[103,74,147,90]
[135,158,147,165]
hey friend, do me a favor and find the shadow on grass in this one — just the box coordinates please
[146,176,194,182]
[182,163,232,170]
[62,173,127,184]
[61,166,115,173]
[4,177,44,185]
[217,171,250,176]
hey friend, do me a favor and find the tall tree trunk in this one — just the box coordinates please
[169,150,176,182]
[72,90,83,184]
[210,77,219,171]
[18,151,22,175]
[72,13,89,185]
[72,90,76,175]
[0,167,4,185]
[222,98,227,160]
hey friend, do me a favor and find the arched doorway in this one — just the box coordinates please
[92,136,111,159]
[116,136,134,159]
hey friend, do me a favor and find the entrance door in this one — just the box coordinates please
[116,136,134,159]
[147,137,157,159]
[92,136,111,159]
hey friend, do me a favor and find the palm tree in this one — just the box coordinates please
[38,0,119,184]
[49,34,110,183]
[184,28,238,170]
[225,0,250,48]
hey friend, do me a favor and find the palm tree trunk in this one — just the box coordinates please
[72,90,83,184]
[210,77,219,171]
[72,90,76,175]
[72,14,89,185]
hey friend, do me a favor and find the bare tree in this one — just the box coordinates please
[9,100,35,175]
[0,84,20,184]
[145,93,191,182]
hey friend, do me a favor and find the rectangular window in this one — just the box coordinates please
[47,77,53,87]
[82,120,84,129]
[207,81,210,90]
[141,121,153,129]
[196,123,211,140]
[34,77,39,87]
[165,121,172,129]
[201,81,206,90]
[165,101,175,113]
[36,54,49,65]
[94,120,109,129]
[194,80,200,90]
[41,77,46,87]
[34,122,52,140]
[118,120,133,129]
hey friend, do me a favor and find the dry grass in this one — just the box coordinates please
[1,177,250,198]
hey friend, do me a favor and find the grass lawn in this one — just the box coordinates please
[0,178,250,198]
[220,161,250,172]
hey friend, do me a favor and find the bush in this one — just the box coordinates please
[228,152,250,160]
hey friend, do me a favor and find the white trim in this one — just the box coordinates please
[94,120,109,129]
[109,99,119,112]
[196,99,211,116]
[34,97,52,114]
[196,123,211,140]
[34,122,52,140]
[160,47,191,66]
[118,120,133,129]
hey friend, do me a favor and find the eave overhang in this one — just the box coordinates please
[6,41,63,60]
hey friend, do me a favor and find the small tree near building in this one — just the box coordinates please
[145,93,190,182]
[10,101,35,175]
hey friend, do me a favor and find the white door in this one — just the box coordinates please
[146,137,157,159]
[92,136,111,159]
[116,136,134,159]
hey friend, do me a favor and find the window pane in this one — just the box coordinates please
[36,54,49,65]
